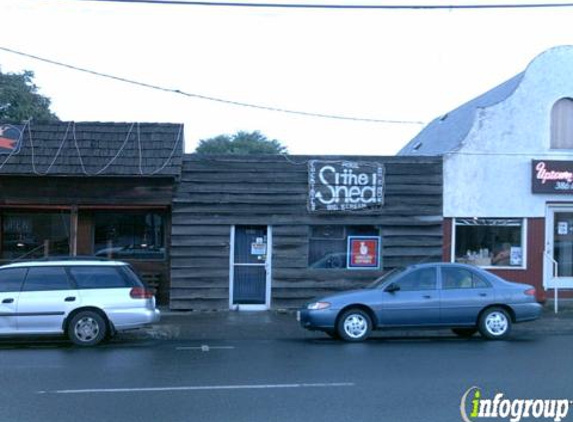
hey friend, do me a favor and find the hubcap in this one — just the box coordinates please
[343,314,368,339]
[485,311,508,335]
[74,317,100,342]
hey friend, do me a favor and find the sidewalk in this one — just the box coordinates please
[130,301,573,342]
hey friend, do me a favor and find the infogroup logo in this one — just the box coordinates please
[460,386,571,422]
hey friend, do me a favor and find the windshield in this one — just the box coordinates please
[366,267,407,289]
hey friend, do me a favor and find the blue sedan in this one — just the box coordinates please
[298,263,542,341]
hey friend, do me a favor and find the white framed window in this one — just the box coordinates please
[451,218,527,269]
[551,98,573,149]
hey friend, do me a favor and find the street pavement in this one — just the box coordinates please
[2,302,573,422]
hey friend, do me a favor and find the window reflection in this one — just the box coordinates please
[94,212,166,260]
[308,225,379,269]
[2,212,70,260]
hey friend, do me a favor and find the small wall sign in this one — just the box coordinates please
[347,236,381,269]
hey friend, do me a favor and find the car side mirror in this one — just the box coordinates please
[385,283,400,293]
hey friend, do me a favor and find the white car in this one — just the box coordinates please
[0,259,160,346]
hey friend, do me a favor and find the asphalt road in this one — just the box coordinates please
[1,330,572,422]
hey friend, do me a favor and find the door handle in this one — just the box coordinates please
[479,293,488,297]
[423,295,432,299]
[65,297,76,302]
[2,298,14,304]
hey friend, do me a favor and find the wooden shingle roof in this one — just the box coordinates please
[0,121,183,177]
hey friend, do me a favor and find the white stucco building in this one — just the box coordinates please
[400,45,573,299]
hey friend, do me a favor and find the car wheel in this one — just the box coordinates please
[478,307,511,340]
[337,309,372,342]
[451,328,478,338]
[68,310,107,347]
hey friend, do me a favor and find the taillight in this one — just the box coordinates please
[130,287,154,299]
[524,288,536,296]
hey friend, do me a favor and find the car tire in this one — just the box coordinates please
[68,310,107,347]
[337,309,372,342]
[478,307,512,340]
[451,328,478,338]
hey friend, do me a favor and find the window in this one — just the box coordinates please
[0,268,27,293]
[453,218,524,268]
[395,268,437,291]
[551,98,573,149]
[441,267,491,290]
[70,266,129,289]
[22,267,72,292]
[308,225,380,269]
[2,211,70,260]
[94,212,166,260]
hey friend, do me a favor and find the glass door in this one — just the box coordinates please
[545,207,573,288]
[230,225,272,310]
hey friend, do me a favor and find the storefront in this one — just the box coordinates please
[170,155,442,310]
[399,45,573,301]
[0,121,183,304]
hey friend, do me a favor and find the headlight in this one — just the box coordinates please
[307,301,331,310]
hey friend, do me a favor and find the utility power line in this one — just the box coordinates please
[75,0,573,9]
[0,46,424,125]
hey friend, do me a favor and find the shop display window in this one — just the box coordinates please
[308,225,379,269]
[453,218,525,268]
[1,211,70,260]
[94,212,166,260]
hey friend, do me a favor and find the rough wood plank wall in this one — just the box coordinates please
[171,155,443,310]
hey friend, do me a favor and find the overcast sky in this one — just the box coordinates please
[1,0,572,155]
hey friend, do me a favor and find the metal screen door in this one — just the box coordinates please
[230,225,271,309]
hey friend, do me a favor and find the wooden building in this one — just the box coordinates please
[0,121,183,304]
[171,154,443,310]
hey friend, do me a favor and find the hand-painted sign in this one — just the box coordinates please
[347,236,381,269]
[308,160,384,212]
[532,160,573,193]
[0,124,23,154]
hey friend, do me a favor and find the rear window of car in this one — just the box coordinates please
[119,265,145,288]
[0,268,27,293]
[22,267,73,292]
[69,266,130,289]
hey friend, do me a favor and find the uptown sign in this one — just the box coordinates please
[532,160,573,193]
[308,160,385,212]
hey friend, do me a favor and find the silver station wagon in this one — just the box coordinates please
[0,259,160,346]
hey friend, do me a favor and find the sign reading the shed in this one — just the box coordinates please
[532,160,573,193]
[308,160,384,212]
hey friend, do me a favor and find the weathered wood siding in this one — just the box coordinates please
[171,155,443,310]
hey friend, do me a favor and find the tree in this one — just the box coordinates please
[0,68,59,122]
[195,130,288,155]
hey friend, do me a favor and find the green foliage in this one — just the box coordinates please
[0,68,59,122]
[195,130,288,155]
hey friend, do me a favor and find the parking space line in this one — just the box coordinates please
[37,382,355,395]
[176,345,236,351]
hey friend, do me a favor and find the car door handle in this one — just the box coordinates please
[423,295,432,299]
[479,293,488,297]
[64,296,76,302]
[2,298,14,304]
